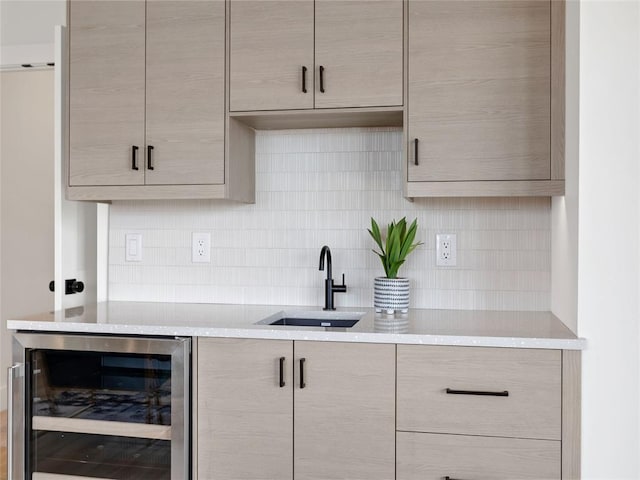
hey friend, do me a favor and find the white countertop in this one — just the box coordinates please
[7,302,585,350]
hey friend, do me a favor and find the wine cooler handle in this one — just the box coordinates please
[8,363,25,480]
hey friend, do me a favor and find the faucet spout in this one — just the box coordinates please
[318,246,346,311]
[319,245,332,280]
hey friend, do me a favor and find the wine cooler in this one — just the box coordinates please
[8,333,190,480]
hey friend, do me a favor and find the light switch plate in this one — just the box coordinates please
[436,233,457,267]
[125,233,142,262]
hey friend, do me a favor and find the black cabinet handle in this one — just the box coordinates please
[319,66,325,93]
[300,358,306,389]
[444,476,466,480]
[147,145,154,170]
[132,145,139,170]
[279,357,286,387]
[414,138,419,166]
[446,388,509,397]
[302,66,308,93]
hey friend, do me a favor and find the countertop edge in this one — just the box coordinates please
[7,320,587,350]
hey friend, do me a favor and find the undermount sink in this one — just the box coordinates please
[256,310,365,328]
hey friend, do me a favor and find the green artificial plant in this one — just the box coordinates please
[368,217,423,279]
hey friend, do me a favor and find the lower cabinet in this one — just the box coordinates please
[196,338,395,480]
[397,345,564,480]
[397,432,561,480]
[196,339,577,480]
[197,338,294,480]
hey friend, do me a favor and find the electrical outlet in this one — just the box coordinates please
[436,233,457,267]
[192,232,211,263]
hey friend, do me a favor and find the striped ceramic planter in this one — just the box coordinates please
[374,277,410,314]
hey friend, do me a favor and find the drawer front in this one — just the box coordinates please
[397,345,561,440]
[397,432,561,480]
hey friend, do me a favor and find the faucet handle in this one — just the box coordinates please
[334,273,347,293]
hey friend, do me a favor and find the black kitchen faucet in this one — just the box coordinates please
[319,245,347,310]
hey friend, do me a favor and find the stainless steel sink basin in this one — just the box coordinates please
[256,310,364,328]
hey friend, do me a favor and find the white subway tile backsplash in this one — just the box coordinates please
[108,128,551,311]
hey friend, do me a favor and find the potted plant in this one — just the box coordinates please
[368,217,423,314]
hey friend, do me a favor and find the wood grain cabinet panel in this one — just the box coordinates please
[197,338,293,480]
[294,341,395,480]
[407,0,552,183]
[68,0,146,186]
[196,339,395,480]
[67,0,251,201]
[229,0,314,112]
[397,432,561,480]
[314,0,403,108]
[146,0,225,186]
[397,345,561,440]
[229,0,402,112]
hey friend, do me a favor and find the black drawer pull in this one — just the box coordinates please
[279,357,286,388]
[300,358,306,389]
[132,145,139,170]
[302,66,308,93]
[147,145,154,170]
[414,138,419,166]
[446,388,509,397]
[319,66,325,93]
[444,476,466,480]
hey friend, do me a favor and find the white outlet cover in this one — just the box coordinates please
[192,232,211,263]
[436,233,457,267]
[125,233,142,262]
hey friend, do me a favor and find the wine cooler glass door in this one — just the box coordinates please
[12,334,190,480]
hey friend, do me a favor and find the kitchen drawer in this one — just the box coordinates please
[397,431,561,480]
[397,346,561,440]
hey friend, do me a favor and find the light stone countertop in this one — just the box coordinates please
[7,301,585,350]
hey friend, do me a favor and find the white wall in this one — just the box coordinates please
[109,128,553,312]
[0,0,65,410]
[578,1,640,478]
[0,0,66,65]
[0,70,56,410]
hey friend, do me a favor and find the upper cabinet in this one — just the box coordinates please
[68,0,254,202]
[67,0,565,201]
[229,0,314,111]
[145,1,225,186]
[68,0,146,187]
[313,0,403,109]
[405,0,565,197]
[229,0,403,112]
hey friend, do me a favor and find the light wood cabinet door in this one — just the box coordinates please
[397,345,561,440]
[229,0,314,112]
[397,432,561,480]
[294,341,395,480]
[197,338,293,480]
[146,0,225,185]
[407,0,551,182]
[68,0,145,186]
[314,0,403,108]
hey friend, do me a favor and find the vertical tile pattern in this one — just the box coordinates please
[109,127,551,311]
